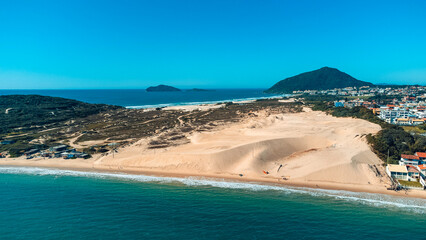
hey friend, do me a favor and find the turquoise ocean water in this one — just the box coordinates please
[0,166,425,239]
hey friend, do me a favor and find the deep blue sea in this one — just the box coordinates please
[0,89,281,108]
[0,167,425,240]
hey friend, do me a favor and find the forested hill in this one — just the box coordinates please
[265,67,374,94]
[0,95,122,134]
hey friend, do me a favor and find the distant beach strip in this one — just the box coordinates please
[125,95,287,109]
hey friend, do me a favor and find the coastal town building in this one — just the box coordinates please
[393,152,426,190]
[417,164,426,176]
[399,154,422,166]
[24,149,40,156]
[50,145,68,152]
[12,144,93,160]
[327,85,425,126]
[407,165,421,180]
[416,152,426,161]
[379,109,411,124]
[386,164,409,181]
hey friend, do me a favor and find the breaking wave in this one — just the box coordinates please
[1,166,425,214]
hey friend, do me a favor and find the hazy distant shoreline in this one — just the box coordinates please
[125,94,287,109]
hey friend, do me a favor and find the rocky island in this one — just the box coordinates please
[146,84,181,92]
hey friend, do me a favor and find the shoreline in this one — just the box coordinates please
[1,161,425,200]
[2,109,425,200]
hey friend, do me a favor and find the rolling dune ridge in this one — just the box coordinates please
[96,110,389,188]
[2,109,426,198]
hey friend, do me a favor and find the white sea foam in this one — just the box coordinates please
[125,95,287,109]
[1,166,425,214]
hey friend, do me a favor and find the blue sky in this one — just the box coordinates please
[1,0,426,89]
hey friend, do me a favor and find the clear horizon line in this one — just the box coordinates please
[0,87,271,90]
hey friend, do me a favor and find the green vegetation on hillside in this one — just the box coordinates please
[1,95,303,157]
[0,95,122,156]
[0,95,122,134]
[367,128,426,164]
[265,67,374,94]
[402,125,426,134]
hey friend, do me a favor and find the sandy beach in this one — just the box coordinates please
[2,108,425,199]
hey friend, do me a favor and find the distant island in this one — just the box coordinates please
[146,85,181,92]
[186,88,214,92]
[265,67,374,94]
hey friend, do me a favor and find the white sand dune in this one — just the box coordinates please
[4,109,425,198]
[95,110,389,189]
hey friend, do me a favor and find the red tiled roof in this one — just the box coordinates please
[416,152,426,158]
[417,165,426,170]
[401,154,420,160]
[407,165,419,172]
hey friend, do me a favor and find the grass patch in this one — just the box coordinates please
[398,180,423,188]
[402,126,426,134]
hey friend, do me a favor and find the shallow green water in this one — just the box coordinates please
[0,167,425,239]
